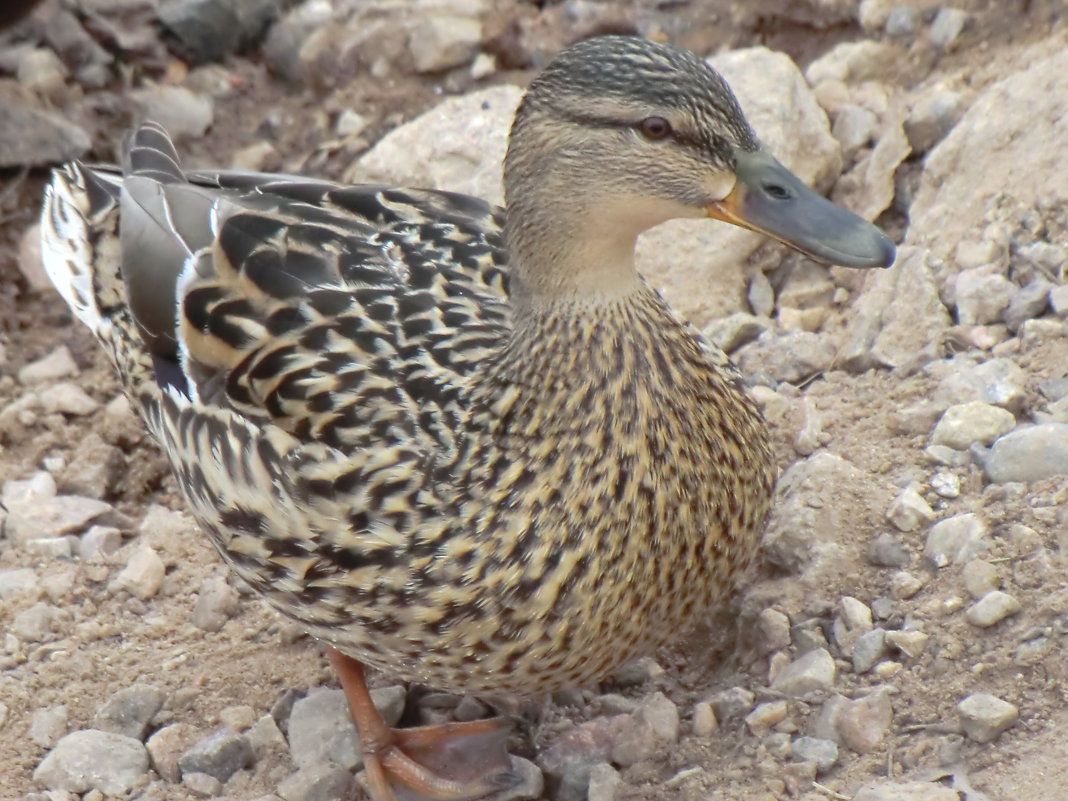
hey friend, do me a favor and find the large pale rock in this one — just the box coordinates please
[908,45,1068,255]
[838,246,951,371]
[832,109,911,222]
[347,85,520,206]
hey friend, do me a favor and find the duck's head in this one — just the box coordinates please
[503,36,894,299]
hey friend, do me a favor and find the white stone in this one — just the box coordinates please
[771,648,836,697]
[929,8,968,50]
[924,513,989,567]
[33,730,149,795]
[804,40,900,86]
[407,15,482,73]
[958,693,1018,743]
[18,346,78,384]
[886,484,935,532]
[908,45,1068,257]
[335,109,368,137]
[114,546,165,600]
[131,86,214,139]
[931,402,1015,449]
[954,269,1016,325]
[890,571,923,600]
[979,423,1068,483]
[885,630,928,659]
[832,104,878,159]
[855,781,960,801]
[965,590,1021,627]
[39,382,99,416]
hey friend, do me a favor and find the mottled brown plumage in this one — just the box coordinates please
[42,35,893,799]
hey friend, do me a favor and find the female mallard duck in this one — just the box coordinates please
[42,35,893,801]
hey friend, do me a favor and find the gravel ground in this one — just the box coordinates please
[2,1,1068,800]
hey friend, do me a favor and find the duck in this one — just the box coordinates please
[41,34,894,801]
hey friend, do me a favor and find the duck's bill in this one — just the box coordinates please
[707,148,896,269]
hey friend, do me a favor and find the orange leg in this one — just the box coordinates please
[328,649,517,801]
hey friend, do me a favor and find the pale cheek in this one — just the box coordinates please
[702,170,737,202]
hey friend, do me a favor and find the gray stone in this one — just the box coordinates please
[905,89,965,155]
[610,692,679,766]
[962,559,999,600]
[955,269,1016,326]
[886,484,935,533]
[929,7,968,50]
[930,470,961,498]
[805,40,900,86]
[158,0,283,62]
[735,330,836,386]
[92,684,166,741]
[854,781,960,801]
[958,693,1018,743]
[18,346,78,384]
[965,590,1021,627]
[0,86,91,167]
[39,383,98,416]
[178,730,254,783]
[146,722,202,783]
[113,546,165,600]
[835,690,892,754]
[933,357,1028,414]
[13,601,58,642]
[183,771,223,796]
[702,313,771,354]
[25,537,72,560]
[33,730,149,795]
[756,608,792,653]
[866,532,910,567]
[745,700,788,737]
[247,714,288,761]
[852,628,888,673]
[924,513,989,567]
[538,715,630,784]
[493,756,544,801]
[1004,279,1051,332]
[288,685,402,770]
[791,736,838,774]
[884,6,921,37]
[931,401,1015,449]
[586,762,622,801]
[191,574,240,632]
[277,763,355,801]
[80,526,123,560]
[978,423,1068,483]
[839,247,950,372]
[885,629,929,659]
[832,104,878,160]
[261,0,333,81]
[691,702,717,737]
[30,705,69,747]
[771,648,836,697]
[831,107,912,223]
[0,567,40,599]
[407,15,482,73]
[131,86,214,140]
[17,48,68,96]
[707,687,755,722]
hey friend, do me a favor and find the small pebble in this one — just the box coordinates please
[957,693,1018,743]
[885,629,929,659]
[929,7,968,50]
[771,648,836,698]
[978,423,1068,483]
[34,730,149,795]
[962,559,999,599]
[611,692,679,766]
[924,513,989,567]
[791,736,838,774]
[586,762,622,801]
[886,485,936,532]
[707,686,755,721]
[30,705,69,747]
[884,5,920,37]
[146,723,202,783]
[867,532,911,568]
[177,730,254,783]
[965,590,1022,627]
[277,763,355,801]
[114,546,165,600]
[191,574,240,632]
[247,714,288,761]
[691,702,717,737]
[183,771,223,797]
[931,402,1015,449]
[855,781,960,801]
[80,525,123,560]
[852,628,889,673]
[756,608,792,653]
[13,602,58,642]
[92,684,166,741]
[744,700,788,737]
[18,346,79,384]
[0,567,40,599]
[930,471,961,498]
[835,690,893,754]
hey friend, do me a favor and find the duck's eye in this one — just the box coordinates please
[637,116,673,141]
